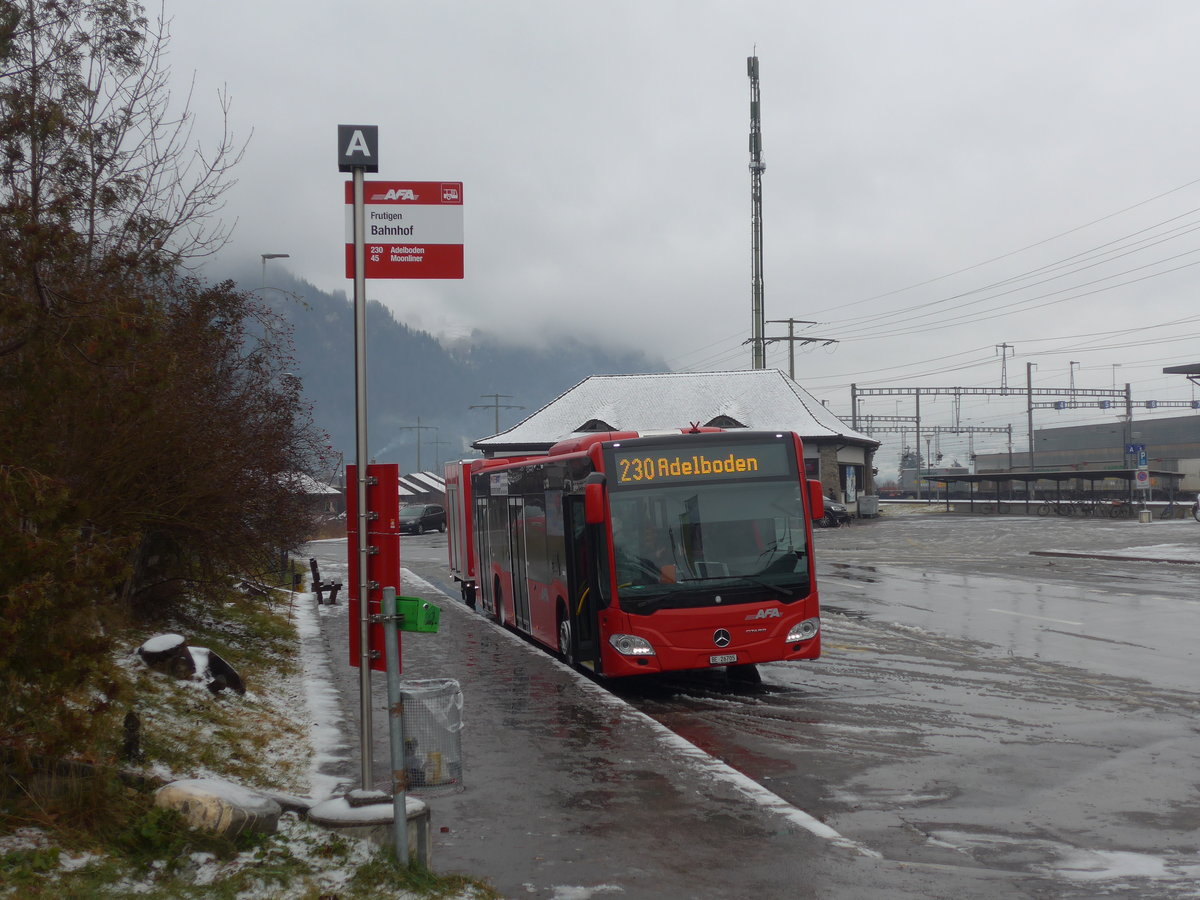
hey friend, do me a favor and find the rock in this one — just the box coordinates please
[202,648,246,695]
[136,634,194,677]
[155,778,282,837]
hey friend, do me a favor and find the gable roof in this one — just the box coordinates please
[473,370,878,454]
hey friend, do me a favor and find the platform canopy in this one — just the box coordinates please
[924,468,1185,495]
[1163,362,1200,386]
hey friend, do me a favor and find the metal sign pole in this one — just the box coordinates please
[352,165,373,789]
[338,124,380,790]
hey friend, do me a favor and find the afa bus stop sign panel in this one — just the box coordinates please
[344,181,463,279]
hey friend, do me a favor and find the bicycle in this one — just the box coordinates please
[1158,500,1183,520]
[1108,500,1135,519]
[1037,500,1074,517]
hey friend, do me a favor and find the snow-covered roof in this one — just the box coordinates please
[396,471,446,500]
[407,472,446,492]
[289,473,341,495]
[473,370,878,453]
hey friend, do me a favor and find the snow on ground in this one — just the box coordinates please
[0,587,445,899]
[290,588,352,799]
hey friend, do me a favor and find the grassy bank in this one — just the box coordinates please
[0,581,496,899]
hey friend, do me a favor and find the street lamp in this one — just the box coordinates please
[261,253,290,288]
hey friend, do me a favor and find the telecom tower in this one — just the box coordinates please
[748,55,766,370]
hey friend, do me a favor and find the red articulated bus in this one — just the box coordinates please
[445,428,826,678]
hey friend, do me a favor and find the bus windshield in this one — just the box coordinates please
[608,478,809,613]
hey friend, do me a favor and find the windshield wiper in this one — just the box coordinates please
[678,573,798,598]
[676,573,786,595]
[742,576,791,597]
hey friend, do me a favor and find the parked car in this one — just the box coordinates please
[818,497,852,528]
[398,504,446,534]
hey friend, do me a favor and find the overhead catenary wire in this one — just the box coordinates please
[805,174,1200,318]
[819,209,1200,333]
[665,175,1200,428]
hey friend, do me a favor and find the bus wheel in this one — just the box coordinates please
[557,606,575,667]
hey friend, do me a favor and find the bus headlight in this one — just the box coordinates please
[786,617,820,643]
[608,634,656,656]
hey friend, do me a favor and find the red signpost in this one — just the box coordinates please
[345,463,402,673]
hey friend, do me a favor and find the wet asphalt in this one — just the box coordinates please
[304,508,1200,899]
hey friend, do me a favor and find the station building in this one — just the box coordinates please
[470,370,880,508]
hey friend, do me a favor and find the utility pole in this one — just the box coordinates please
[748,55,766,370]
[915,390,922,500]
[765,318,838,380]
[470,393,524,435]
[428,439,450,471]
[396,417,437,472]
[995,343,1014,390]
[1026,362,1036,472]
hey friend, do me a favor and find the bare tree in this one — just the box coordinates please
[0,0,246,356]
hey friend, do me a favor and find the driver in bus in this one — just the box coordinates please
[642,525,678,584]
[612,512,677,585]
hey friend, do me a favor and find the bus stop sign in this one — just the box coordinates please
[337,125,379,172]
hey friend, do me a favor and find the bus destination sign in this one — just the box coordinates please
[611,441,792,486]
[344,181,463,279]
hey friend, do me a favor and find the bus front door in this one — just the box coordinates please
[564,496,601,672]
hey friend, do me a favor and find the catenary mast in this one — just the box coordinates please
[748,55,766,370]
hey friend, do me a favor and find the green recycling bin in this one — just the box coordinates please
[395,596,440,633]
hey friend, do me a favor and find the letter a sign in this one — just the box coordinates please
[338,125,379,173]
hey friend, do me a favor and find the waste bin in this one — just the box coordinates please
[1138,509,1153,524]
[401,679,463,794]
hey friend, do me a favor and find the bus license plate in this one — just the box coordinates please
[709,653,738,665]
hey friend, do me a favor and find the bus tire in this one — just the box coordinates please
[556,602,575,667]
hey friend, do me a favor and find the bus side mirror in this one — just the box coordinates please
[585,483,605,524]
[807,480,825,521]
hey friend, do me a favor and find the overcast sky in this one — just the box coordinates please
[169,1,1200,465]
